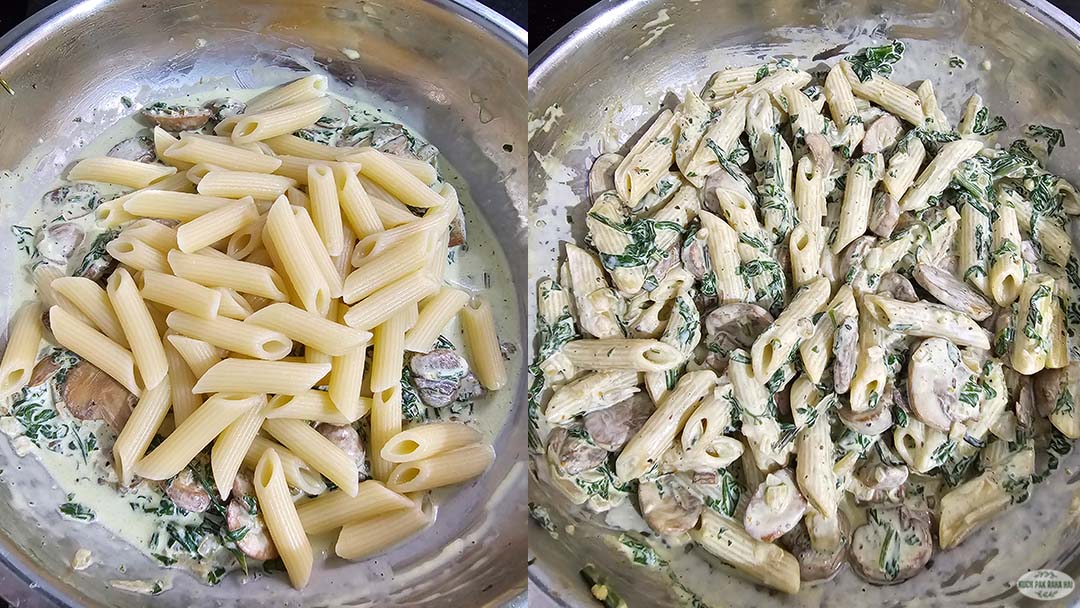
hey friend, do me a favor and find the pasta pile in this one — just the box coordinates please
[531,44,1080,593]
[0,75,504,589]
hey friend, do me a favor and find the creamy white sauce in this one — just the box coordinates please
[0,83,520,593]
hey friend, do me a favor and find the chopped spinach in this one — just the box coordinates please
[846,41,906,82]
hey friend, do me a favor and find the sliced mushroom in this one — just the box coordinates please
[907,338,971,431]
[837,384,894,435]
[165,469,211,513]
[852,462,909,504]
[583,393,654,452]
[588,153,623,204]
[60,361,136,433]
[415,143,439,163]
[29,354,64,387]
[876,272,917,302]
[42,183,100,212]
[703,303,773,360]
[1016,375,1037,427]
[646,241,681,285]
[316,98,351,130]
[370,123,405,149]
[1021,240,1040,265]
[75,231,118,283]
[141,103,212,132]
[409,349,468,407]
[226,497,278,561]
[35,223,84,266]
[850,506,932,584]
[448,203,467,248]
[107,135,156,164]
[743,469,808,542]
[315,423,364,471]
[832,315,859,394]
[861,115,902,154]
[378,134,412,157]
[456,371,485,402]
[1034,364,1077,420]
[781,512,850,581]
[868,191,900,238]
[546,425,608,476]
[804,132,835,178]
[681,227,710,281]
[638,474,704,537]
[912,264,993,321]
[838,236,876,286]
[205,97,246,123]
[703,167,756,215]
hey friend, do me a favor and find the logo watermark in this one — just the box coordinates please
[1017,569,1075,601]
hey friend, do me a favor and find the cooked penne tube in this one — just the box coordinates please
[404,287,469,352]
[167,249,289,301]
[246,75,328,113]
[163,134,282,173]
[134,392,261,480]
[1012,273,1054,375]
[342,270,439,330]
[139,270,223,319]
[561,339,681,372]
[751,277,830,379]
[335,500,433,560]
[254,448,314,590]
[840,60,923,125]
[385,443,494,493]
[370,307,411,393]
[163,338,201,425]
[306,163,345,256]
[166,310,292,360]
[381,422,482,463]
[68,157,176,188]
[165,334,223,378]
[333,163,383,238]
[105,235,170,274]
[351,209,450,259]
[862,294,990,349]
[460,296,507,390]
[263,196,332,315]
[243,436,326,495]
[899,139,983,211]
[176,198,259,253]
[231,97,331,145]
[692,510,801,594]
[123,219,178,252]
[210,395,267,499]
[50,277,128,346]
[263,134,345,161]
[193,359,330,395]
[296,480,413,535]
[824,62,865,151]
[989,204,1025,307]
[111,379,171,486]
[262,418,359,497]
[697,210,746,302]
[122,190,237,221]
[353,149,445,208]
[265,390,371,424]
[245,302,369,356]
[343,233,430,303]
[0,303,42,398]
[214,288,254,320]
[290,205,344,299]
[832,153,884,253]
[544,370,639,424]
[197,169,297,200]
[106,269,168,390]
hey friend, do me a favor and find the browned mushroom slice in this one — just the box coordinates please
[861,115,902,154]
[646,241,681,286]
[850,506,932,584]
[545,425,608,476]
[42,183,100,212]
[588,153,623,204]
[868,191,900,238]
[832,315,859,395]
[876,272,917,302]
[141,103,212,132]
[838,236,876,286]
[583,393,654,452]
[379,136,412,157]
[639,474,703,537]
[226,498,278,561]
[837,387,893,436]
[165,469,211,513]
[75,231,119,283]
[1033,364,1079,420]
[907,338,970,431]
[912,264,993,321]
[29,355,63,387]
[852,461,909,504]
[107,136,156,163]
[703,303,773,359]
[743,469,808,542]
[36,223,85,266]
[804,132,835,178]
[781,512,850,581]
[205,97,246,123]
[680,227,710,281]
[316,98,350,129]
[409,349,469,408]
[315,423,365,470]
[1015,374,1037,426]
[60,361,136,433]
[448,203,467,248]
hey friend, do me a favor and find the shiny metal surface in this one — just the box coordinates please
[0,1,526,606]
[528,0,1080,606]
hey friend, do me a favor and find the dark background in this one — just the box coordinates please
[0,0,526,36]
